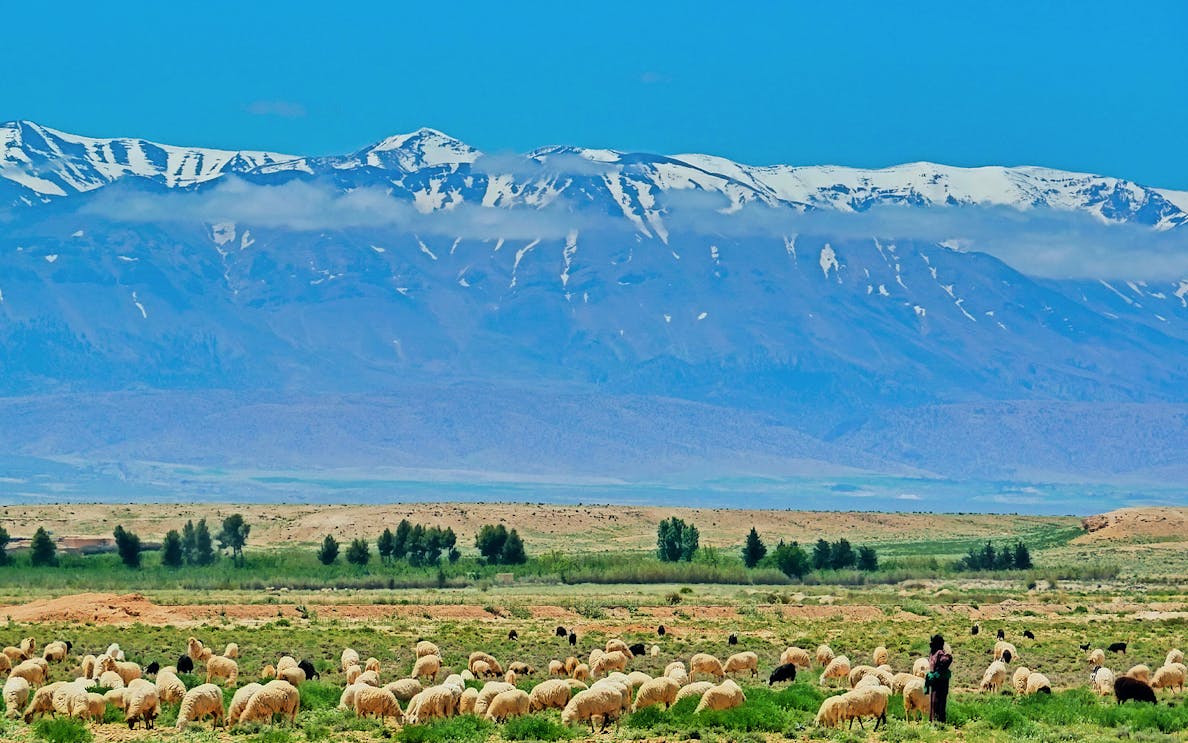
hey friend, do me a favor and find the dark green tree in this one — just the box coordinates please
[0,525,10,566]
[346,538,370,566]
[181,520,197,564]
[377,528,395,564]
[317,535,340,565]
[192,519,216,566]
[161,529,184,568]
[812,539,832,570]
[112,525,142,568]
[1013,541,1032,570]
[392,519,412,560]
[980,541,997,571]
[422,528,444,565]
[501,529,527,565]
[656,518,699,562]
[773,540,811,579]
[407,524,428,566]
[741,527,767,568]
[476,524,510,564]
[994,545,1015,570]
[30,526,57,567]
[857,545,878,572]
[216,514,250,567]
[829,539,856,569]
[441,527,458,563]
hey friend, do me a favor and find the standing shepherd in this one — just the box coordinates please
[925,633,953,723]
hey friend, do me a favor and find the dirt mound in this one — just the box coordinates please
[0,592,173,624]
[1076,507,1188,543]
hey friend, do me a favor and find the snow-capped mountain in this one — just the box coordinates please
[2,121,1188,483]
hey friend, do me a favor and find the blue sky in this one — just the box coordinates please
[5,1,1187,187]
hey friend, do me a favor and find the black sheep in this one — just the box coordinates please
[65,641,73,652]
[628,643,646,657]
[1114,676,1156,704]
[508,630,518,641]
[768,662,797,685]
[1079,643,1091,651]
[1108,642,1128,654]
[1002,649,1012,664]
[556,626,568,637]
[657,625,666,637]
[298,659,319,680]
[971,624,979,636]
[177,655,194,674]
[996,629,1005,640]
[1023,630,1035,640]
[728,634,738,645]
[144,661,160,676]
[569,631,577,646]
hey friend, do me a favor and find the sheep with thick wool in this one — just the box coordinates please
[605,639,633,657]
[1092,667,1116,696]
[51,682,91,719]
[474,681,515,717]
[980,661,1009,693]
[1152,664,1185,693]
[104,642,124,661]
[22,682,64,723]
[633,676,679,711]
[469,651,503,676]
[412,654,441,682]
[890,672,917,695]
[562,683,624,732]
[228,683,264,725]
[847,665,879,688]
[1087,648,1106,667]
[486,688,530,722]
[1,646,26,665]
[205,655,238,686]
[724,651,759,679]
[626,671,652,690]
[1013,667,1031,694]
[0,653,12,675]
[1126,664,1152,683]
[819,655,851,686]
[458,686,478,715]
[528,679,574,711]
[902,677,929,721]
[98,670,125,690]
[690,652,726,681]
[592,650,629,677]
[780,647,812,669]
[123,678,160,729]
[814,694,846,728]
[384,678,422,702]
[829,685,891,730]
[912,657,930,678]
[572,663,590,682]
[186,637,206,662]
[356,670,381,687]
[4,676,30,719]
[9,659,46,687]
[415,640,439,658]
[675,681,715,704]
[241,679,300,725]
[854,674,883,690]
[352,685,403,721]
[405,683,461,723]
[1025,672,1052,694]
[345,664,363,684]
[84,693,106,721]
[278,666,306,686]
[114,660,142,686]
[1168,649,1184,666]
[42,640,70,663]
[695,678,746,713]
[20,638,36,658]
[176,683,225,729]
[364,657,381,674]
[872,646,890,667]
[276,655,297,674]
[548,659,564,676]
[341,648,360,672]
[338,683,367,711]
[594,679,631,715]
[993,641,1017,662]
[816,645,835,667]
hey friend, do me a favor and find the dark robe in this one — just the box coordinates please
[928,648,953,722]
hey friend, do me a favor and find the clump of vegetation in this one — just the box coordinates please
[657,517,700,562]
[316,534,339,565]
[957,540,1032,571]
[346,538,371,566]
[30,526,57,567]
[112,524,142,568]
[476,524,527,565]
[33,717,92,743]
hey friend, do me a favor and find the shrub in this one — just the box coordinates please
[502,714,573,741]
[399,715,494,743]
[316,535,339,565]
[33,717,92,743]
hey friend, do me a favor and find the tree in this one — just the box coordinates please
[0,525,10,566]
[392,519,412,560]
[189,519,216,566]
[742,527,767,568]
[346,538,370,566]
[377,528,395,564]
[441,528,458,564]
[408,524,428,566]
[1013,541,1032,570]
[657,518,699,562]
[501,529,527,565]
[181,520,197,565]
[317,535,340,565]
[829,539,856,570]
[216,514,250,567]
[161,529,183,568]
[812,539,832,570]
[857,545,878,572]
[476,524,509,564]
[773,541,810,579]
[30,527,57,567]
[980,541,997,571]
[994,546,1015,570]
[112,525,142,568]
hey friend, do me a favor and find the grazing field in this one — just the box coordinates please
[0,504,1183,742]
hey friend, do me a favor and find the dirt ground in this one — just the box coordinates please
[1077,505,1187,542]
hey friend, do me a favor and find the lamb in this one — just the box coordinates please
[695,678,746,713]
[485,688,530,722]
[819,655,851,686]
[1168,649,1184,666]
[205,655,238,686]
[816,645,834,667]
[690,652,726,681]
[22,682,64,723]
[592,650,629,677]
[459,686,478,714]
[912,657,930,678]
[632,676,679,711]
[548,660,564,676]
[469,651,503,676]
[1125,664,1152,683]
[980,661,1008,693]
[993,641,1017,663]
[341,647,361,672]
[769,663,797,686]
[780,647,812,669]
[223,643,239,659]
[674,681,715,703]
[42,640,70,663]
[724,651,759,678]
[241,679,300,725]
[176,683,225,729]
[155,668,187,705]
[352,685,403,721]
[1091,666,1115,696]
[474,681,515,717]
[561,683,624,732]
[297,659,319,680]
[384,678,423,702]
[528,678,574,711]
[1013,666,1031,694]
[572,663,590,682]
[365,657,381,674]
[902,677,929,721]
[872,646,889,667]
[415,640,439,658]
[1025,671,1052,694]
[123,678,160,729]
[412,654,441,682]
[9,659,46,686]
[228,683,264,725]
[4,676,30,719]
[1114,675,1157,704]
[508,661,534,676]
[1087,648,1106,667]
[278,666,306,686]
[1151,664,1185,693]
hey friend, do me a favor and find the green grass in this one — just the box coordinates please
[31,718,92,743]
[501,714,573,741]
[398,715,494,742]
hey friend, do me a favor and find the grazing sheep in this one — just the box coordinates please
[1012,666,1031,695]
[592,650,629,677]
[176,683,225,729]
[459,687,478,715]
[78,654,95,679]
[724,651,759,679]
[556,626,568,637]
[20,638,36,658]
[1087,648,1106,667]
[1151,664,1185,693]
[981,661,1009,693]
[1,647,25,665]
[186,637,205,661]
[912,657,930,678]
[0,653,12,675]
[854,674,883,690]
[405,683,461,723]
[297,659,318,680]
[1091,666,1115,696]
[474,681,515,717]
[562,683,624,732]
[819,655,851,686]
[835,685,891,731]
[624,671,652,690]
[415,640,439,658]
[471,660,491,678]
[177,655,194,674]
[276,655,298,674]
[769,663,797,686]
[123,678,160,729]
[98,670,126,690]
[42,641,70,663]
[4,676,30,719]
[205,655,238,686]
[155,669,187,705]
[633,676,679,711]
[690,652,726,681]
[508,661,534,676]
[469,651,503,676]
[889,672,917,695]
[1115,676,1156,704]
[341,648,361,672]
[848,665,889,689]
[22,682,64,723]
[261,665,277,680]
[364,657,381,674]
[605,639,632,657]
[221,643,238,659]
[1125,664,1152,683]
[1025,672,1052,694]
[816,645,835,667]
[781,647,813,669]
[353,685,403,721]
[52,682,91,719]
[695,678,746,713]
[504,670,517,686]
[1108,642,1128,654]
[572,663,590,682]
[228,683,264,725]
[356,670,381,687]
[413,654,442,682]
[872,646,889,667]
[486,688,530,722]
[84,692,106,721]
[548,659,564,676]
[902,677,929,721]
[815,694,846,728]
[529,679,574,711]
[993,641,1017,663]
[9,659,46,687]
[1168,649,1184,666]
[278,666,306,686]
[338,683,367,710]
[628,643,646,657]
[345,665,364,684]
[241,679,300,725]
[114,660,142,686]
[385,678,423,702]
[674,680,714,703]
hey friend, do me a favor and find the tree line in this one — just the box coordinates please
[318,521,527,567]
[0,517,249,569]
[956,540,1032,571]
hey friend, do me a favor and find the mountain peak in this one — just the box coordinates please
[358,127,479,170]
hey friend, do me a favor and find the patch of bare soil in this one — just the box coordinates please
[1076,506,1188,543]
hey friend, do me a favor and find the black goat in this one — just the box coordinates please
[1023,630,1035,640]
[996,629,1005,640]
[628,643,646,657]
[1114,676,1156,704]
[298,659,319,680]
[556,626,568,637]
[657,625,666,637]
[971,624,979,636]
[144,661,160,676]
[508,630,518,641]
[1108,642,1128,654]
[768,662,797,685]
[569,631,577,646]
[1079,643,1091,651]
[177,655,194,674]
[728,634,738,645]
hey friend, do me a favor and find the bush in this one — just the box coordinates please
[398,715,494,743]
[502,714,573,741]
[316,535,339,565]
[33,717,93,743]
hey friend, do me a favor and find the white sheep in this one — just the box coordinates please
[1025,671,1052,694]
[84,692,107,721]
[695,678,746,713]
[528,679,573,711]
[561,684,623,732]
[605,639,632,657]
[572,663,590,682]
[980,661,1008,693]
[548,659,565,676]
[486,688,530,722]
[993,641,1018,662]
[416,640,439,658]
[97,670,126,690]
[10,659,46,686]
[872,646,889,667]
[341,647,360,672]
[205,655,238,686]
[0,653,13,675]
[365,657,381,674]
[1013,666,1031,694]
[690,653,726,681]
[186,637,206,662]
[42,641,70,663]
[353,685,404,721]
[890,672,918,695]
[405,683,461,723]
[1091,667,1115,696]
[176,683,225,729]
[4,676,30,719]
[626,671,652,690]
[816,644,835,667]
[459,686,478,715]
[474,681,515,717]
[912,657,930,678]
[469,651,503,676]
[903,676,929,721]
[113,660,142,686]
[228,683,264,725]
[155,668,187,705]
[833,685,891,730]
[1151,664,1185,693]
[123,678,160,729]
[650,645,660,657]
[1168,649,1184,666]
[633,676,679,711]
[276,655,298,674]
[819,655,851,686]
[674,681,714,704]
[1087,648,1106,667]
[22,682,64,723]
[1125,664,1152,683]
[723,651,758,678]
[814,694,846,727]
[412,654,441,682]
[780,647,812,669]
[384,678,423,702]
[278,666,306,686]
[592,650,629,677]
[338,683,367,710]
[51,682,91,719]
[223,643,239,659]
[356,670,381,687]
[241,679,300,725]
